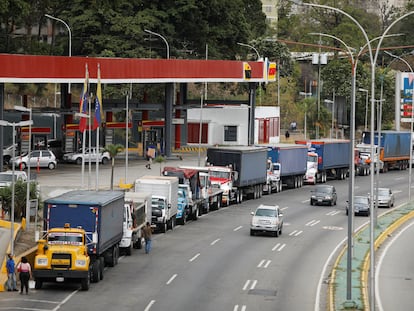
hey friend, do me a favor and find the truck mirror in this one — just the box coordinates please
[233,172,239,181]
[250,212,254,216]
[92,232,98,244]
[168,203,171,209]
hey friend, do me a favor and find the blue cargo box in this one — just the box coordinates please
[265,144,307,176]
[362,131,410,158]
[44,190,124,256]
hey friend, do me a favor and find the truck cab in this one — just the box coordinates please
[263,159,281,194]
[177,184,191,225]
[208,166,239,205]
[304,151,318,184]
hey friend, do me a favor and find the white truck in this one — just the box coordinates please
[120,192,152,255]
[134,176,178,233]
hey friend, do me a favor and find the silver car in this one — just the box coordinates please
[12,150,57,170]
[376,188,395,208]
[250,204,283,237]
[63,147,111,165]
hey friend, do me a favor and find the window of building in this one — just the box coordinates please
[224,126,237,142]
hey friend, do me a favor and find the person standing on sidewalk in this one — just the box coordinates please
[17,256,31,294]
[141,222,153,254]
[6,254,18,291]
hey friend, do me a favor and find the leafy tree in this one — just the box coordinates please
[103,144,124,190]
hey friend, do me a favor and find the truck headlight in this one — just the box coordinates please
[75,259,87,267]
[36,257,48,266]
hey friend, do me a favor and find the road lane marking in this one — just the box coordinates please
[234,305,247,311]
[289,230,303,236]
[281,206,289,210]
[144,300,156,311]
[166,274,177,285]
[233,225,243,231]
[210,238,220,245]
[52,289,78,311]
[326,210,340,216]
[306,220,320,226]
[242,279,257,291]
[302,199,309,203]
[257,259,271,268]
[189,253,200,262]
[272,243,286,252]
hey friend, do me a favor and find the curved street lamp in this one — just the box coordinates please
[144,29,170,59]
[237,42,262,61]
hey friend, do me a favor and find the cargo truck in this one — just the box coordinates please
[206,146,267,205]
[134,176,178,233]
[120,192,152,255]
[264,144,308,192]
[162,167,205,223]
[359,130,410,172]
[33,190,124,291]
[295,139,350,183]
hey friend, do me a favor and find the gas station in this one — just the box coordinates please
[0,54,276,167]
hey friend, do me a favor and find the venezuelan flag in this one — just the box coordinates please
[93,64,103,130]
[79,64,89,133]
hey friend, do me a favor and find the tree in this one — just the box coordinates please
[103,144,124,190]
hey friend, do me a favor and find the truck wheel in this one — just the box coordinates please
[274,229,279,237]
[99,257,104,280]
[81,273,90,291]
[114,245,119,266]
[193,208,198,221]
[91,260,100,283]
[134,237,143,249]
[35,279,43,289]
[108,246,117,267]
[125,243,132,256]
[238,191,243,203]
[170,216,175,230]
[76,157,82,165]
[217,198,221,209]
[250,229,255,236]
[161,222,167,233]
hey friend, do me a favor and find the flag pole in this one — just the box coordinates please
[88,93,92,190]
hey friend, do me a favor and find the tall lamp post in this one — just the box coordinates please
[237,42,262,61]
[14,105,32,229]
[324,99,335,138]
[299,92,312,139]
[144,29,170,59]
[358,88,369,130]
[45,14,72,93]
[0,120,33,256]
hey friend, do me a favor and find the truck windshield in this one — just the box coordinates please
[48,232,83,245]
[307,155,317,163]
[210,171,230,179]
[152,198,166,209]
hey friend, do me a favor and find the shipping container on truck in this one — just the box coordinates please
[361,130,410,172]
[295,139,350,183]
[206,146,267,204]
[264,143,308,191]
[33,190,124,290]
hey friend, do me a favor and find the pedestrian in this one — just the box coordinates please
[6,254,18,292]
[17,256,31,294]
[285,130,290,139]
[145,148,154,169]
[141,222,153,254]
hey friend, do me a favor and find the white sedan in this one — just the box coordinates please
[63,147,111,165]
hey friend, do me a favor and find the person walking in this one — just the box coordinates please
[141,222,153,254]
[6,254,18,292]
[17,256,31,294]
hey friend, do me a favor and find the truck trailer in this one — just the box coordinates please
[134,176,178,233]
[265,143,308,192]
[33,190,124,291]
[206,146,267,204]
[296,139,350,183]
[360,130,411,172]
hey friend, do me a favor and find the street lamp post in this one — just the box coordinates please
[299,92,312,139]
[144,29,170,59]
[358,88,369,131]
[45,14,72,92]
[324,99,335,138]
[14,105,32,230]
[0,119,33,256]
[237,42,262,61]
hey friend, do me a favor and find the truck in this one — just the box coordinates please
[206,146,267,205]
[178,165,224,211]
[264,143,308,192]
[295,139,350,183]
[359,130,411,172]
[134,176,178,233]
[162,166,205,223]
[33,190,124,291]
[120,191,152,255]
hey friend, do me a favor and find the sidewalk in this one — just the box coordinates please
[330,201,414,310]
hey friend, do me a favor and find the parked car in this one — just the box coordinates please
[310,184,337,206]
[250,204,283,237]
[376,188,395,208]
[63,147,111,165]
[0,171,27,187]
[11,150,57,170]
[2,144,17,164]
[346,195,370,216]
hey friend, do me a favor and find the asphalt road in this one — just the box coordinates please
[0,160,411,311]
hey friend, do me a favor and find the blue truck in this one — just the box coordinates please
[264,143,308,192]
[296,139,350,183]
[359,130,411,172]
[33,190,124,290]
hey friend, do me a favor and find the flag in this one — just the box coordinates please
[93,64,104,130]
[79,64,89,133]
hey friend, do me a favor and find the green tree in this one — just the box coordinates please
[0,180,39,220]
[103,144,124,190]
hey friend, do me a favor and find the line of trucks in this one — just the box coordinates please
[31,131,410,290]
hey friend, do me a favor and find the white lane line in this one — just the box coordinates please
[250,279,257,290]
[166,274,177,285]
[326,210,341,216]
[242,280,250,290]
[294,230,303,236]
[395,177,404,180]
[234,305,247,311]
[189,253,200,262]
[257,259,265,268]
[242,279,257,291]
[257,259,271,268]
[301,199,309,203]
[272,243,286,252]
[210,238,220,245]
[306,220,320,226]
[52,290,78,311]
[264,260,271,268]
[144,300,156,311]
[393,190,402,194]
[289,230,298,236]
[281,206,289,210]
[289,230,303,236]
[233,225,243,231]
